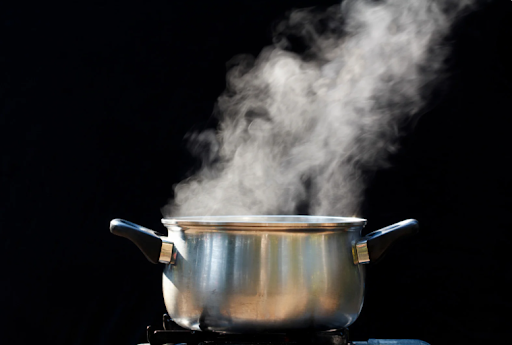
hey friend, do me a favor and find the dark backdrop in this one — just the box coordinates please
[1,1,510,344]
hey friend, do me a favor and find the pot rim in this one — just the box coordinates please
[161,215,367,230]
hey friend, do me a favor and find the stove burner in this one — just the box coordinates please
[145,314,430,345]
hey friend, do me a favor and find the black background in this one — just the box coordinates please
[1,1,511,344]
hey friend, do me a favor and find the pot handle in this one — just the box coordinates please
[354,219,418,264]
[110,218,175,264]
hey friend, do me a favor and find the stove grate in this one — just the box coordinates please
[144,314,429,345]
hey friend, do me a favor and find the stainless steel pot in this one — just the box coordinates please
[110,216,418,333]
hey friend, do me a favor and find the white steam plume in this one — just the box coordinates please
[165,0,477,217]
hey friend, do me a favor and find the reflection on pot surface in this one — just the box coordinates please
[162,228,364,332]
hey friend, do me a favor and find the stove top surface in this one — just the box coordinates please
[142,314,430,345]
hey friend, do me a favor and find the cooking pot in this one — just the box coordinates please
[110,216,418,333]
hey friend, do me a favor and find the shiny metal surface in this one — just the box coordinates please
[160,216,366,333]
[162,215,366,230]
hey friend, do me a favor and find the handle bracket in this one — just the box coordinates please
[354,240,370,264]
[160,240,176,264]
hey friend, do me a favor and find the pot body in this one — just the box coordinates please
[161,225,365,333]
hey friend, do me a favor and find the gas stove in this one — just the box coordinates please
[142,314,430,345]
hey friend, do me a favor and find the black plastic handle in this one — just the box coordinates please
[364,219,419,263]
[110,218,165,264]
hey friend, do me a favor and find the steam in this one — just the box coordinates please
[165,0,477,217]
